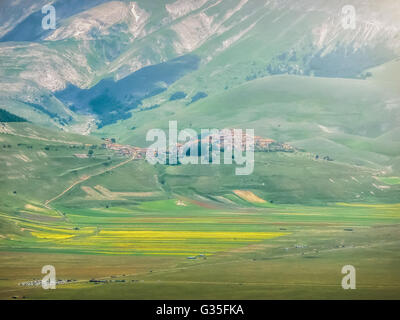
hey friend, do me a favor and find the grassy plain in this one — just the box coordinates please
[1,123,399,299]
[1,198,400,299]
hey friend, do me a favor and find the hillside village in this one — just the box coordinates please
[101,130,295,161]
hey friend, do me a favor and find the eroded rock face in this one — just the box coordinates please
[0,1,153,92]
[172,12,216,54]
[0,43,92,91]
[165,0,210,20]
[305,0,400,77]
[46,1,149,41]
[169,0,251,55]
[312,1,400,55]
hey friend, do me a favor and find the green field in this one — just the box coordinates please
[1,0,400,301]
[1,199,399,299]
[1,123,400,299]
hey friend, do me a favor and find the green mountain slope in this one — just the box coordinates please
[1,0,400,131]
[97,74,400,169]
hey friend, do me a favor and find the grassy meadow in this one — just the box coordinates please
[1,112,400,300]
[1,199,400,299]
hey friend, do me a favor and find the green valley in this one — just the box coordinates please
[0,0,399,300]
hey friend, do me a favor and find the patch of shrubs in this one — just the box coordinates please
[189,92,208,105]
[169,91,187,101]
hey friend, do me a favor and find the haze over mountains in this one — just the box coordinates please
[1,0,399,125]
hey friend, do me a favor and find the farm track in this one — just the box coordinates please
[44,155,136,209]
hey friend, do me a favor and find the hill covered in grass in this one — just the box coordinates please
[1,0,400,132]
[96,74,400,169]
